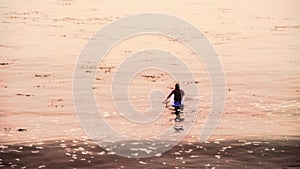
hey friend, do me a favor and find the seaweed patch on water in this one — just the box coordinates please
[48,98,64,108]
[141,73,164,82]
[0,62,10,66]
[34,73,52,78]
[16,93,34,97]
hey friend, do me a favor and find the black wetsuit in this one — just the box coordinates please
[168,89,182,103]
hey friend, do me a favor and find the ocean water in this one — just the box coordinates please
[0,0,299,168]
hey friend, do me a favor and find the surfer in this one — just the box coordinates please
[165,83,184,105]
[164,83,185,120]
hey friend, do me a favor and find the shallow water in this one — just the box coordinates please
[0,0,300,168]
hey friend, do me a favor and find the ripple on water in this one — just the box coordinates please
[38,165,46,168]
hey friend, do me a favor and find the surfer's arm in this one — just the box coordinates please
[165,90,174,102]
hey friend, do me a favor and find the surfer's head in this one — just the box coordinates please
[175,83,180,90]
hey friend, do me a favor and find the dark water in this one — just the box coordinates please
[1,138,299,169]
